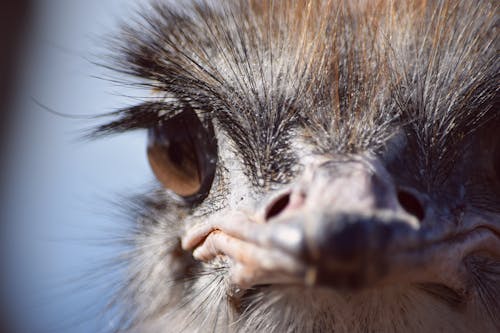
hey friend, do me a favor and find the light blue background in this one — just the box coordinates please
[3,1,154,331]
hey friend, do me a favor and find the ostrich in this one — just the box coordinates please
[93,0,499,332]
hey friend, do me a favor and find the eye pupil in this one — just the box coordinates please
[168,144,183,166]
[147,108,217,200]
[168,143,197,172]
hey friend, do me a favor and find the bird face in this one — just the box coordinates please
[96,0,499,331]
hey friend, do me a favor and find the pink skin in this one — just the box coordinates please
[181,211,308,288]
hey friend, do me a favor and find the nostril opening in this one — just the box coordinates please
[265,193,291,221]
[397,189,425,221]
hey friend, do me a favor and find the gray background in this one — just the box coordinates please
[3,1,152,331]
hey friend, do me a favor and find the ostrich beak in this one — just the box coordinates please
[182,157,500,292]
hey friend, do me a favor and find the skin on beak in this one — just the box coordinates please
[182,156,500,294]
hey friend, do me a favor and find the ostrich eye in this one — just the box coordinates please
[493,143,500,184]
[494,141,500,181]
[147,108,217,200]
[483,120,500,187]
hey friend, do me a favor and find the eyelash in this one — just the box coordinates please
[91,102,187,138]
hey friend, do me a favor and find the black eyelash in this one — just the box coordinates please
[90,101,187,138]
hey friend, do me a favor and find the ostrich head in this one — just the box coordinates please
[94,0,499,332]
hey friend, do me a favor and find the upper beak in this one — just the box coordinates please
[261,157,423,289]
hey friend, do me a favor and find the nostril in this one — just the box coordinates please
[265,193,291,221]
[397,189,425,221]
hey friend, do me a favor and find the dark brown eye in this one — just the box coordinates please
[494,141,500,181]
[147,107,217,200]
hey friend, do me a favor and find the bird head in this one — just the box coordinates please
[94,1,499,331]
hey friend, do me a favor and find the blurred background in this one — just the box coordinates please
[0,1,152,332]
